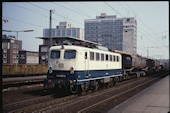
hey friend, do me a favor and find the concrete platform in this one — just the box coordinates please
[109,75,170,113]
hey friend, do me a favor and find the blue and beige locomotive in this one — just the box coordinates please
[45,40,123,93]
[44,37,165,93]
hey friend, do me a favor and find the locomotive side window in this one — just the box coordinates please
[101,54,104,61]
[64,50,76,59]
[110,55,112,61]
[106,54,108,61]
[117,56,119,62]
[90,52,94,60]
[113,55,116,62]
[50,50,60,59]
[96,53,100,61]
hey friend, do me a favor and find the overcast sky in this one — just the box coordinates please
[2,1,169,59]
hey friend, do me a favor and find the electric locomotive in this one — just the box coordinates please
[45,39,123,93]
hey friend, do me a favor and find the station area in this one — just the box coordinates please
[108,75,170,113]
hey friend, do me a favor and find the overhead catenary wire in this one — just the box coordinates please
[104,1,123,17]
[103,2,151,47]
[118,2,157,36]
[124,2,156,33]
[64,2,92,18]
[124,2,167,56]
[28,2,83,27]
[3,2,168,59]
[78,2,100,15]
[11,4,48,18]
[52,2,91,19]
[3,16,45,28]
[137,31,168,36]
[28,2,49,11]
[118,2,163,36]
[104,2,167,59]
[123,2,163,44]
[118,3,155,37]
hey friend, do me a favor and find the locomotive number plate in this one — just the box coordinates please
[56,75,66,77]
[58,63,64,68]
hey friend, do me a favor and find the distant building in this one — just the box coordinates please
[40,21,84,64]
[43,21,84,40]
[2,35,22,64]
[18,50,39,64]
[84,13,137,55]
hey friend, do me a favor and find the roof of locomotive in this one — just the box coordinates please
[49,45,121,56]
[36,36,101,45]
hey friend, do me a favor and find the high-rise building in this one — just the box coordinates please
[84,13,137,55]
[43,21,84,40]
[2,35,22,64]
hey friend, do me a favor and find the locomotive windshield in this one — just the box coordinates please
[50,50,60,59]
[64,50,76,59]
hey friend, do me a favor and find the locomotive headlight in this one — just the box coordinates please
[49,67,53,74]
[70,67,74,74]
[69,80,73,84]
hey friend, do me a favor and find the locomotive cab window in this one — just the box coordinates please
[64,50,76,59]
[50,50,60,59]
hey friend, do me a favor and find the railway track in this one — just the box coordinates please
[3,94,55,112]
[48,77,154,113]
[78,78,160,113]
[3,71,168,113]
[3,89,76,113]
[38,72,169,113]
[3,74,142,113]
[77,72,169,113]
[2,75,46,92]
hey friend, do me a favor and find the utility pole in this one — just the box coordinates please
[147,49,149,58]
[49,10,55,47]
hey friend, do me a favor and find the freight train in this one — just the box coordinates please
[44,38,167,94]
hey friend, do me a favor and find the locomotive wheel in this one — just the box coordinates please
[110,79,116,86]
[114,76,119,83]
[70,85,78,94]
[119,76,123,82]
[92,81,99,91]
[126,75,129,80]
[76,86,85,95]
